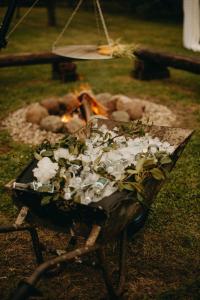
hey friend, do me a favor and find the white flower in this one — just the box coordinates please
[64,192,71,200]
[33,123,175,205]
[81,196,92,205]
[54,148,75,161]
[69,176,82,189]
[33,157,58,184]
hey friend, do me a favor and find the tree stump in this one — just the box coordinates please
[133,58,170,80]
[52,62,79,83]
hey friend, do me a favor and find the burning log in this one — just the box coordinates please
[78,91,108,120]
[61,90,108,129]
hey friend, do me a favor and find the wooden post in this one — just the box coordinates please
[133,48,200,80]
[54,62,79,83]
[134,58,170,80]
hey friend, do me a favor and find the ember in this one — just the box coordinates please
[61,113,73,123]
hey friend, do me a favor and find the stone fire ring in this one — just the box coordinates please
[2,94,176,145]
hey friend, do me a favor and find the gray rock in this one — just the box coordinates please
[96,93,118,113]
[40,115,64,133]
[127,102,145,120]
[65,117,85,133]
[59,93,80,113]
[41,97,60,115]
[111,110,130,122]
[96,93,115,112]
[116,95,145,120]
[116,95,133,111]
[96,93,112,103]
[26,103,48,125]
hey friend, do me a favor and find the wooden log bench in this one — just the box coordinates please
[0,52,79,83]
[133,48,200,80]
[1,49,200,82]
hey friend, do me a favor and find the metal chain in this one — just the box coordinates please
[7,0,40,39]
[52,0,84,49]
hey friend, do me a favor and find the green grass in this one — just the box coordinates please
[0,8,200,299]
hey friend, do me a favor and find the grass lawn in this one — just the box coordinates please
[0,7,200,299]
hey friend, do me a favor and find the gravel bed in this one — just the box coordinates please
[2,98,176,145]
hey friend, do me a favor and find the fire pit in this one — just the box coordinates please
[2,88,176,145]
[0,119,192,300]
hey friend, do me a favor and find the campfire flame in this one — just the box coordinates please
[61,114,73,123]
[61,86,108,124]
[91,99,107,116]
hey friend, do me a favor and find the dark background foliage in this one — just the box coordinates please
[0,0,183,21]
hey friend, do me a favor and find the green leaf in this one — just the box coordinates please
[37,184,54,193]
[150,168,165,180]
[34,152,42,161]
[130,182,144,194]
[94,154,103,166]
[143,158,156,168]
[58,158,68,168]
[68,145,74,154]
[118,182,135,191]
[136,157,146,173]
[41,150,54,157]
[155,151,168,159]
[126,169,138,175]
[74,193,81,203]
[111,142,118,149]
[118,180,144,194]
[160,156,172,165]
[137,192,144,203]
[104,132,110,141]
[73,145,79,156]
[102,146,112,152]
[92,128,104,136]
[41,195,52,206]
[71,159,82,165]
[139,127,145,136]
[52,193,60,202]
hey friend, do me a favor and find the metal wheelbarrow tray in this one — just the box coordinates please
[1,119,193,300]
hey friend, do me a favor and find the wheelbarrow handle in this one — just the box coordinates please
[9,280,42,300]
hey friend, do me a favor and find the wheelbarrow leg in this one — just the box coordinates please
[118,228,127,296]
[97,247,118,299]
[0,224,44,265]
[27,227,44,265]
[97,228,128,299]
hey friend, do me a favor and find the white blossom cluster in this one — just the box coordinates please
[33,157,59,184]
[33,123,175,205]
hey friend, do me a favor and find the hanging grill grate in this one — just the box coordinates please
[52,0,114,60]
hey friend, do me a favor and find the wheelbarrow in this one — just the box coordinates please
[1,119,193,300]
